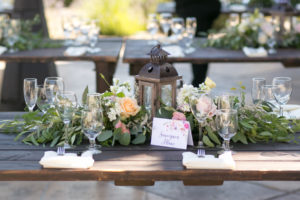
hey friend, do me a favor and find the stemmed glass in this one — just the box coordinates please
[261,85,278,110]
[272,77,292,117]
[216,109,238,153]
[86,93,102,109]
[183,17,197,54]
[4,22,19,53]
[88,20,100,53]
[147,14,159,45]
[251,77,266,105]
[171,17,185,42]
[189,92,213,148]
[81,109,104,154]
[160,13,172,37]
[36,85,51,114]
[23,78,37,112]
[44,77,65,107]
[55,91,77,149]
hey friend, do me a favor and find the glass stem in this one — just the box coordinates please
[64,122,69,145]
[89,139,96,149]
[279,105,283,117]
[198,122,203,147]
[224,140,230,151]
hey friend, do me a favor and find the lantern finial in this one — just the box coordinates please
[147,44,169,64]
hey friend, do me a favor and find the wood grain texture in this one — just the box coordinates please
[0,112,300,184]
[123,39,300,67]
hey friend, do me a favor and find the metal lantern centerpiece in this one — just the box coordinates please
[135,44,182,117]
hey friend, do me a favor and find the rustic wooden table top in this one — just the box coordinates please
[0,38,123,63]
[0,112,299,186]
[123,39,300,67]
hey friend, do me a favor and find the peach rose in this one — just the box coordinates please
[172,112,186,121]
[119,97,140,118]
[115,121,130,134]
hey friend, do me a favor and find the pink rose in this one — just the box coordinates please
[115,121,130,134]
[172,112,186,121]
[196,96,216,118]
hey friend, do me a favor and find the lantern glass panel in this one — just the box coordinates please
[143,85,152,110]
[161,84,172,106]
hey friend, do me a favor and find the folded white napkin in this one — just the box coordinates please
[182,151,235,170]
[39,151,94,169]
[274,104,300,119]
[0,46,7,55]
[163,45,185,57]
[64,46,88,56]
[243,47,267,57]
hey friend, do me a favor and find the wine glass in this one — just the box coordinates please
[88,25,100,53]
[252,77,266,105]
[36,85,51,114]
[55,91,77,149]
[216,109,238,153]
[261,85,279,110]
[171,17,185,41]
[44,77,64,107]
[81,109,104,154]
[86,93,102,109]
[23,78,37,112]
[183,17,197,54]
[160,13,172,37]
[272,77,292,117]
[4,25,18,53]
[189,92,213,148]
[147,13,159,45]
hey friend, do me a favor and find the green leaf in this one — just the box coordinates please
[132,134,146,144]
[119,133,131,145]
[50,136,61,147]
[30,135,39,146]
[186,113,194,130]
[102,92,114,97]
[156,107,173,119]
[259,131,272,137]
[97,130,113,142]
[206,126,221,145]
[71,134,76,145]
[81,86,89,105]
[232,131,248,144]
[203,135,215,147]
[240,121,253,129]
[116,92,125,98]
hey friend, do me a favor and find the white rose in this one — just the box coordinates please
[260,22,274,37]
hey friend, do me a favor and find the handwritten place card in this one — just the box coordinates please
[151,118,194,149]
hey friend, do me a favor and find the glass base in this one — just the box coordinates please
[217,149,237,155]
[268,49,277,54]
[87,144,101,155]
[63,143,73,149]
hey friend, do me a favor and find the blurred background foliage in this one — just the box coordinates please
[83,0,170,36]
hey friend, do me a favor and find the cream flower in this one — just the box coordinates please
[205,77,216,89]
[118,97,140,118]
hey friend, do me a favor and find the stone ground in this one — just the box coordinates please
[0,60,300,200]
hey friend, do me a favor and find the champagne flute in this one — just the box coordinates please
[81,109,104,154]
[55,91,77,149]
[24,78,37,112]
[171,17,185,42]
[216,109,238,153]
[272,77,292,117]
[44,77,64,107]
[147,13,159,45]
[252,77,266,105]
[36,85,51,114]
[184,17,197,54]
[189,92,213,148]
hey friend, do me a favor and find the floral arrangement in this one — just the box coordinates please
[1,76,299,148]
[0,15,61,52]
[204,9,300,50]
[157,78,300,147]
[0,78,150,147]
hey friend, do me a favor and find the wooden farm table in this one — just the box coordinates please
[123,39,300,74]
[0,112,300,186]
[0,38,123,93]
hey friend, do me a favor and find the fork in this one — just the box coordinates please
[57,146,65,156]
[197,149,205,157]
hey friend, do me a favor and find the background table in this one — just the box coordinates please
[123,39,300,75]
[0,112,299,186]
[0,38,123,93]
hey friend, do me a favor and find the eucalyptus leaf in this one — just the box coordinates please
[132,134,146,144]
[81,86,89,105]
[97,130,113,142]
[119,133,131,146]
[203,135,214,147]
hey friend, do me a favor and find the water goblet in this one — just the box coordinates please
[86,93,102,109]
[147,13,159,45]
[189,92,213,148]
[23,78,37,112]
[261,85,278,110]
[216,109,238,153]
[55,91,77,149]
[183,17,197,54]
[272,77,292,117]
[81,109,104,154]
[36,85,51,114]
[160,13,172,37]
[251,77,266,105]
[171,17,185,42]
[44,77,64,107]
